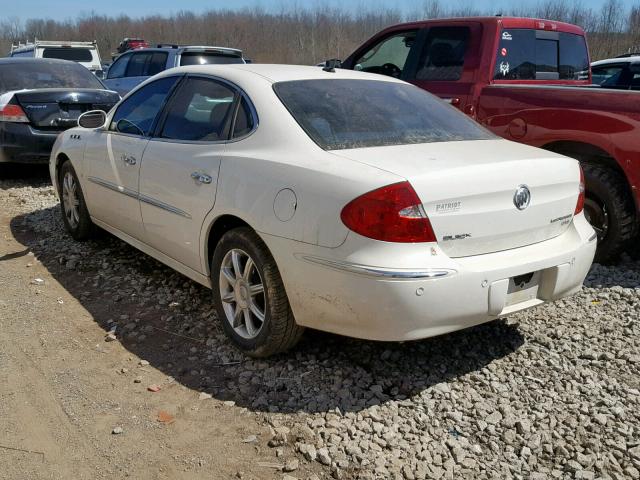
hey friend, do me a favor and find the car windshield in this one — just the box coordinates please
[0,61,104,92]
[179,52,244,66]
[42,47,94,62]
[273,79,494,150]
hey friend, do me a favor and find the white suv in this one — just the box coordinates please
[591,54,640,90]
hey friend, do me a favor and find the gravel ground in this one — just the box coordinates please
[2,171,639,480]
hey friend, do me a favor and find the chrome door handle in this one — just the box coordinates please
[191,172,212,184]
[121,154,136,165]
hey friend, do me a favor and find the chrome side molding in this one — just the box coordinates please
[87,176,191,219]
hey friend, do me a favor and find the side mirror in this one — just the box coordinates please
[323,59,342,72]
[78,110,107,129]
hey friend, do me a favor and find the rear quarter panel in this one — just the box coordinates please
[198,76,404,272]
[476,85,640,207]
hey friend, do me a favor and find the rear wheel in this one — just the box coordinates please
[582,164,637,264]
[211,227,304,357]
[59,160,95,241]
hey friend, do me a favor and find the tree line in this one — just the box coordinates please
[0,0,639,64]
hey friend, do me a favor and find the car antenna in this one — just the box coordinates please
[323,59,341,72]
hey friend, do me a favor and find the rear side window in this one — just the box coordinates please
[415,27,469,81]
[494,29,589,80]
[232,97,255,138]
[274,79,494,150]
[42,47,93,62]
[159,77,236,141]
[179,52,244,66]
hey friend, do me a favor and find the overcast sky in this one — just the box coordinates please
[2,0,633,21]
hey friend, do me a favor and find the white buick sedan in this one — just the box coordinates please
[50,64,596,357]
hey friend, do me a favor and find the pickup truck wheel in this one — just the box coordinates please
[211,227,304,357]
[58,160,95,241]
[583,164,636,264]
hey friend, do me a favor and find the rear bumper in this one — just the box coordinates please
[261,214,596,341]
[0,122,61,164]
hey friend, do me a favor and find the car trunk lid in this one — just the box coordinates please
[331,139,580,257]
[13,88,119,130]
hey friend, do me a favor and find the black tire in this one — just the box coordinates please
[58,160,96,241]
[211,227,304,357]
[582,164,637,264]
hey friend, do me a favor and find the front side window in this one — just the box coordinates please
[110,76,180,136]
[159,77,236,141]
[494,29,589,80]
[415,27,469,81]
[42,47,93,62]
[353,31,417,78]
[107,54,130,79]
[274,79,494,150]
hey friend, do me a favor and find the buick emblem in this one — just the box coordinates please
[513,185,531,210]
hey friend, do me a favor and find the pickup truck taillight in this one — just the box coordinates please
[0,104,28,123]
[575,165,585,215]
[341,181,436,243]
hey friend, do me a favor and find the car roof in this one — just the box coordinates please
[375,16,585,36]
[0,57,78,66]
[156,63,405,84]
[124,45,242,55]
[591,56,640,67]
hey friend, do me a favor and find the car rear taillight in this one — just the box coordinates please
[341,181,436,243]
[0,104,28,123]
[574,165,585,215]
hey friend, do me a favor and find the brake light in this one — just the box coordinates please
[574,165,585,215]
[0,104,28,123]
[341,181,436,243]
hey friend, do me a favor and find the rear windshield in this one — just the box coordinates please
[0,61,104,92]
[274,79,494,150]
[179,52,244,66]
[42,47,94,62]
[494,29,589,80]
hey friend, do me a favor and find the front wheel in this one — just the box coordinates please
[211,227,304,357]
[58,160,96,241]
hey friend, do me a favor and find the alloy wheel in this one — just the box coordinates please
[62,171,80,229]
[219,248,266,339]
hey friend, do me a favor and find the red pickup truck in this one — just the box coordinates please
[341,16,640,263]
